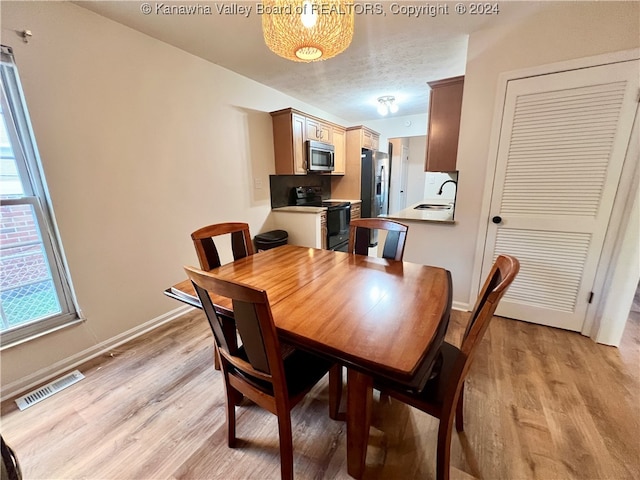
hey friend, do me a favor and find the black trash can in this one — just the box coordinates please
[254,230,288,251]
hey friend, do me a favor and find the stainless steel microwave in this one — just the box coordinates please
[306,140,334,172]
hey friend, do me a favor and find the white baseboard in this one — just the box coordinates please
[452,301,470,312]
[1,305,193,401]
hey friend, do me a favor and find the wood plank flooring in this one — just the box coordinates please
[1,306,638,479]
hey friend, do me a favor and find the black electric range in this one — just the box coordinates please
[290,186,351,251]
[290,186,350,210]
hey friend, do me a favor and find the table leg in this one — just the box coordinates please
[346,369,373,478]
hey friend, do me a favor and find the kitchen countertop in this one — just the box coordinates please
[381,201,455,224]
[272,199,361,213]
[272,205,326,213]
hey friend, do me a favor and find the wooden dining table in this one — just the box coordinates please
[166,244,452,478]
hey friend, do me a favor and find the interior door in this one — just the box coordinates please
[482,59,639,331]
[399,146,409,210]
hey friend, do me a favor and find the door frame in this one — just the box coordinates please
[470,47,640,343]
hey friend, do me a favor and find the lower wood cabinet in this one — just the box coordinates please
[351,202,361,220]
[271,210,325,249]
[320,212,327,249]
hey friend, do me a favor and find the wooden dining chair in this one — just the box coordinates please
[347,218,409,261]
[184,266,335,480]
[191,222,255,370]
[372,254,520,480]
[328,218,411,419]
[191,222,254,271]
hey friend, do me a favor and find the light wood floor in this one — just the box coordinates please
[2,304,639,479]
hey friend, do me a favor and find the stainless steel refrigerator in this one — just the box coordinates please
[360,148,390,246]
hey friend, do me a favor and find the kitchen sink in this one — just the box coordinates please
[414,204,452,210]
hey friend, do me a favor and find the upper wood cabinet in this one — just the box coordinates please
[270,108,346,175]
[271,109,307,174]
[306,117,332,143]
[424,76,464,172]
[332,126,346,175]
[331,125,381,199]
[358,126,380,150]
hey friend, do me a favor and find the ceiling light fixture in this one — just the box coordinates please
[262,0,355,62]
[377,96,399,116]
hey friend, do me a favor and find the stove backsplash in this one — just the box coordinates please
[269,175,332,208]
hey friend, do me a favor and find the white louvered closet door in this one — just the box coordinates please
[482,59,639,331]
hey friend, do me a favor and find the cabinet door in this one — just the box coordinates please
[272,110,307,175]
[362,129,373,149]
[320,212,327,249]
[425,76,464,172]
[351,203,361,220]
[306,117,332,143]
[292,113,307,174]
[332,127,346,175]
[370,134,379,151]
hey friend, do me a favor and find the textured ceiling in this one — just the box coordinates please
[75,1,540,122]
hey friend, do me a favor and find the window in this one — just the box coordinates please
[0,45,79,347]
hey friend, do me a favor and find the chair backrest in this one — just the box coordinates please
[461,254,520,362]
[184,265,287,387]
[348,218,409,261]
[191,222,255,271]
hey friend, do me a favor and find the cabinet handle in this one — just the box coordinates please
[492,216,502,224]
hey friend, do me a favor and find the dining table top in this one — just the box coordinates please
[169,244,452,385]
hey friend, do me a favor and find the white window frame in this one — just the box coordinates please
[1,45,81,348]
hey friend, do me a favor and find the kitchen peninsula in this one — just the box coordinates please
[385,171,458,224]
[383,201,455,223]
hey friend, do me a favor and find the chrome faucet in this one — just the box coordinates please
[437,179,457,195]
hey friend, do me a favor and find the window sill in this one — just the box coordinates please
[0,315,86,351]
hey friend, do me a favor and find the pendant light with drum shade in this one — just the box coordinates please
[262,0,355,62]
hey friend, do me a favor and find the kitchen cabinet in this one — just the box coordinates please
[346,125,379,151]
[306,117,332,143]
[362,128,379,150]
[271,209,325,249]
[320,211,327,249]
[351,202,361,220]
[271,109,307,174]
[332,126,346,175]
[271,108,346,175]
[424,76,464,172]
[331,126,381,200]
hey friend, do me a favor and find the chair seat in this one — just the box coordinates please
[233,347,333,399]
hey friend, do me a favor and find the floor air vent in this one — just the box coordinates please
[15,370,85,411]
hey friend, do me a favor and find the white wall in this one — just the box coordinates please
[0,1,344,394]
[596,187,639,345]
[355,114,428,155]
[357,114,428,140]
[400,1,639,309]
[424,172,457,203]
[406,136,427,207]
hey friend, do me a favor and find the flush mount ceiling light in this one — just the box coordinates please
[377,96,399,116]
[262,0,354,62]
